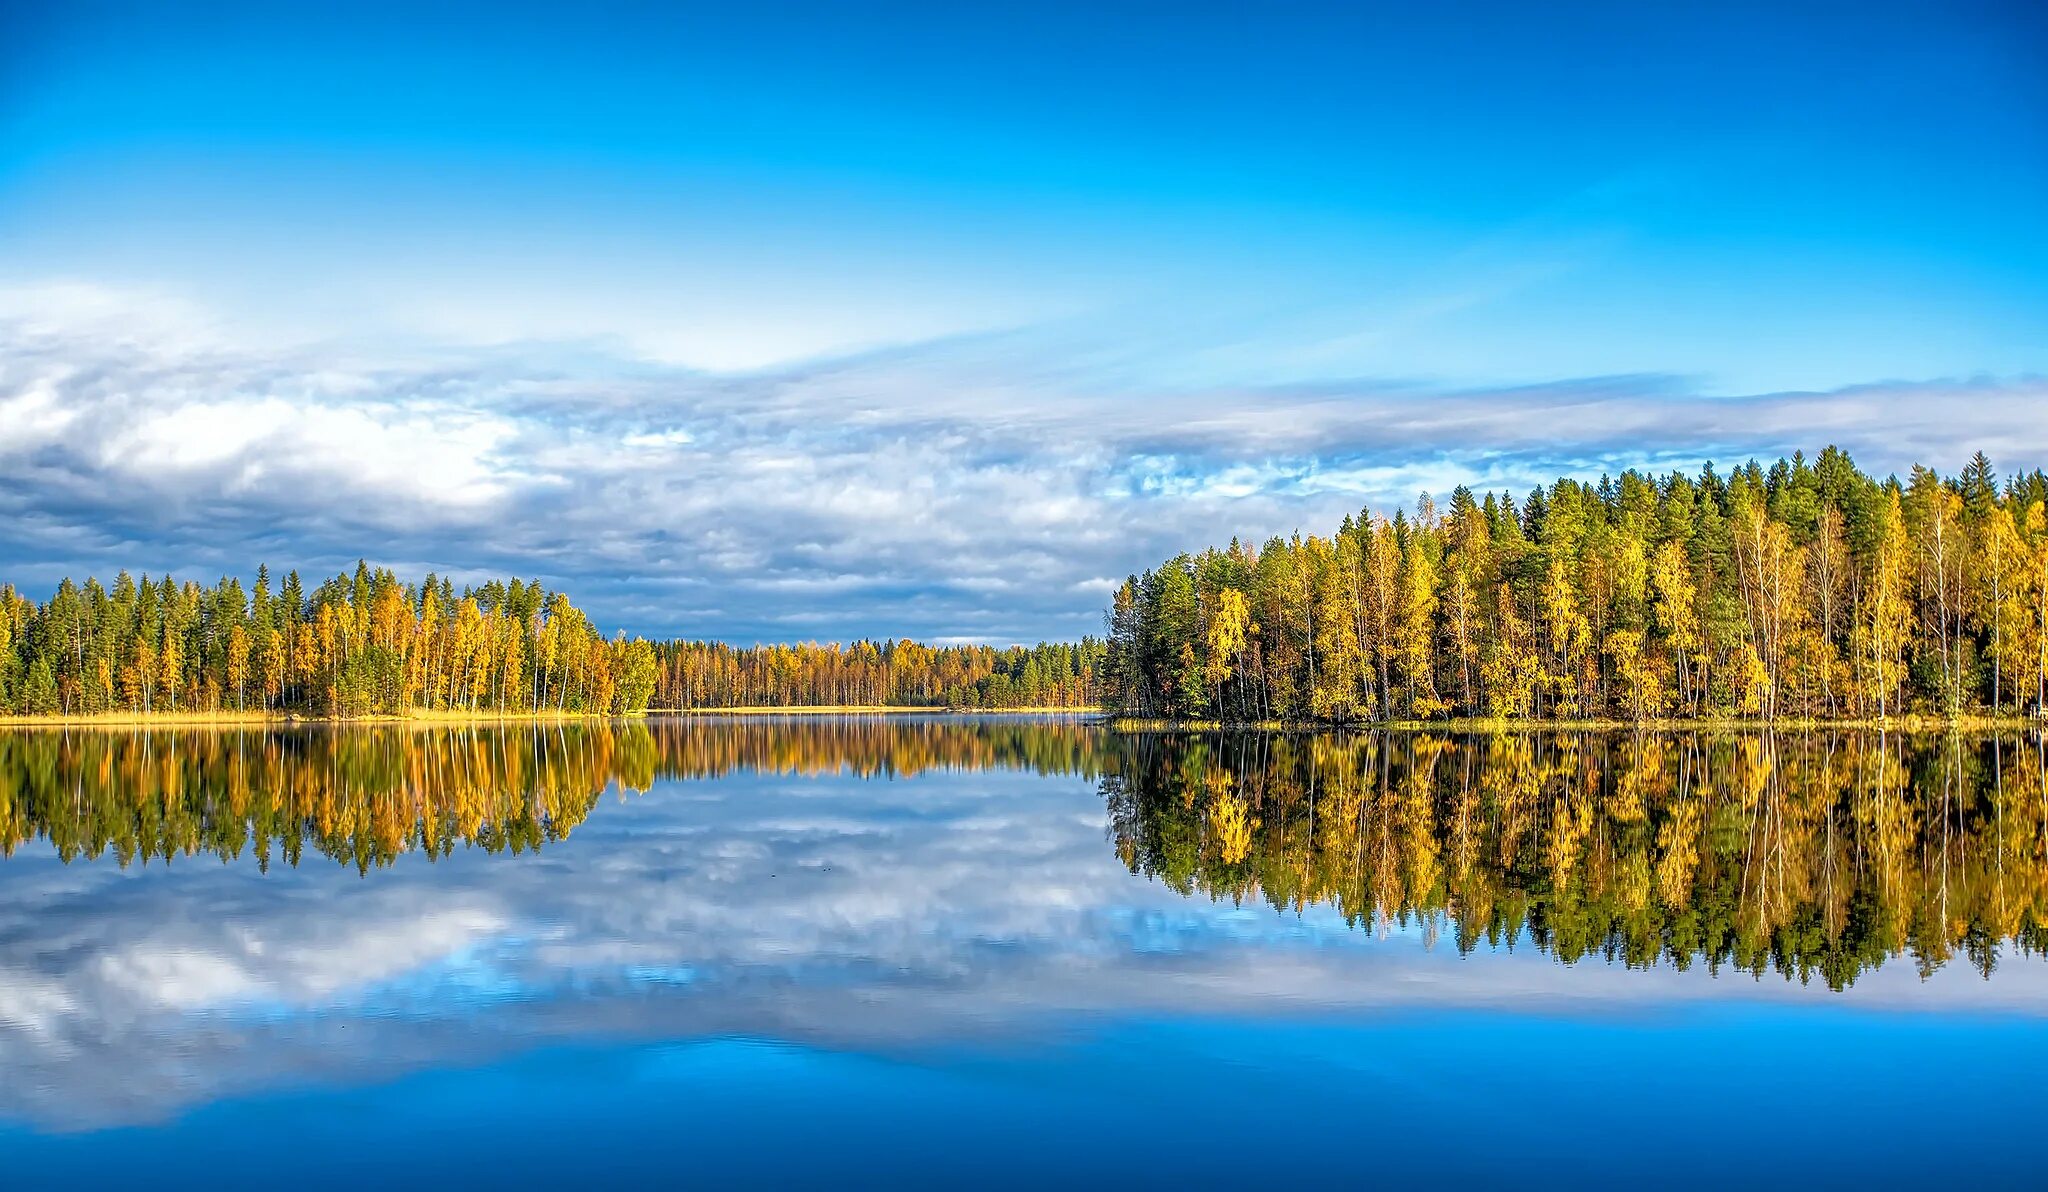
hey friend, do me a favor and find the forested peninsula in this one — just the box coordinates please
[0,565,1102,720]
[1103,449,2048,726]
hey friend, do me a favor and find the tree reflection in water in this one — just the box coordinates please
[0,717,1113,871]
[1106,730,2048,989]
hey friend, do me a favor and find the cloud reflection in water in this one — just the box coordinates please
[0,717,2043,1131]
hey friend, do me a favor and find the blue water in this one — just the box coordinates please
[8,1011,2044,1188]
[1,721,2042,1188]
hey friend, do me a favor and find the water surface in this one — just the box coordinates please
[1,718,2042,1186]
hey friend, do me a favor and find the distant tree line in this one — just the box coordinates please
[0,563,661,717]
[0,562,1107,718]
[650,638,1103,710]
[1104,449,2048,723]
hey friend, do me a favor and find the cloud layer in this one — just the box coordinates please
[3,283,2042,642]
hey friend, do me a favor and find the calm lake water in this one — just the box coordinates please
[1,717,2044,1187]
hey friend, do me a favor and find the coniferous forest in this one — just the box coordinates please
[1103,449,2048,724]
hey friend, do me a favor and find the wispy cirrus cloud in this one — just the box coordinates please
[2,282,2040,642]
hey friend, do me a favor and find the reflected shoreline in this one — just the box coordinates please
[1,718,2045,1137]
[1,718,2043,990]
[0,716,1114,870]
[1111,728,2048,989]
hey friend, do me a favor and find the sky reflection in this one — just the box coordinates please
[0,719,2042,1141]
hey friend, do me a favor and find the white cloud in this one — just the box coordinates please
[1,280,2042,641]
[622,427,695,449]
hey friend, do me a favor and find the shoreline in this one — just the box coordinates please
[0,705,1103,728]
[0,709,618,728]
[1,707,2029,732]
[1109,713,2046,733]
[639,705,1098,716]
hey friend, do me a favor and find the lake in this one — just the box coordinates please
[1,717,2043,1187]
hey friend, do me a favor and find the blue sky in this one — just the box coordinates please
[1,2,2044,640]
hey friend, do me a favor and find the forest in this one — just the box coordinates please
[0,561,1104,718]
[648,638,1102,710]
[0,564,659,718]
[1104,449,2048,724]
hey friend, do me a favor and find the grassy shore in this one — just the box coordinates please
[0,708,619,728]
[643,705,1099,716]
[1109,713,2045,733]
[0,710,297,727]
[9,707,2016,732]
